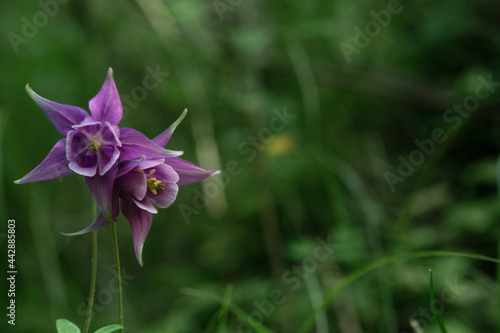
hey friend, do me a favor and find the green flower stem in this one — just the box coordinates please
[83,201,98,333]
[111,221,123,332]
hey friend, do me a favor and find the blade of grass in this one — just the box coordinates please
[286,37,320,143]
[305,271,328,333]
[495,154,500,333]
[299,250,500,333]
[216,283,233,333]
[180,287,276,333]
[29,188,68,319]
[498,239,500,333]
[429,269,447,333]
[203,284,233,333]
[328,154,397,333]
[83,201,98,333]
[0,112,5,223]
[395,112,466,230]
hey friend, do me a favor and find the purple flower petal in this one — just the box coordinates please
[98,145,120,176]
[115,169,148,201]
[116,158,144,177]
[26,85,89,136]
[152,108,188,148]
[111,187,120,219]
[69,152,98,177]
[151,163,179,183]
[14,139,73,184]
[132,196,158,214]
[121,197,153,266]
[137,158,166,171]
[149,181,178,209]
[116,158,164,177]
[72,121,102,136]
[61,213,109,236]
[85,165,118,221]
[89,68,123,125]
[67,121,121,176]
[119,128,183,160]
[164,157,220,185]
[66,130,90,160]
[100,122,122,146]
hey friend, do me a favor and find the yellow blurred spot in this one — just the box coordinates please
[266,134,295,156]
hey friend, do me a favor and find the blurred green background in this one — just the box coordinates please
[2,0,500,332]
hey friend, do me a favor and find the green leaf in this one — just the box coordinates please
[429,269,447,333]
[93,325,124,333]
[56,319,81,333]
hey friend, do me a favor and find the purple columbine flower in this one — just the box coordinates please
[15,68,123,182]
[16,69,218,265]
[15,68,182,221]
[116,158,179,266]
[67,110,220,266]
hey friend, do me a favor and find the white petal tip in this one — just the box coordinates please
[60,231,81,237]
[25,84,35,95]
[170,110,188,132]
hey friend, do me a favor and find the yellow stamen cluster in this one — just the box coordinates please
[139,169,165,195]
[88,136,100,153]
